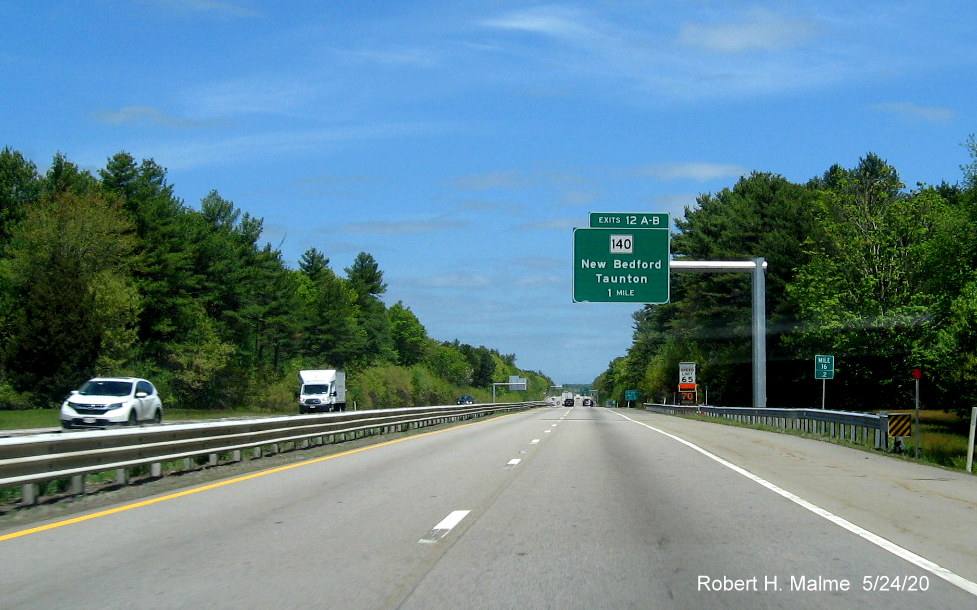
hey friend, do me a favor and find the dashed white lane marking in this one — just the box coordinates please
[614,410,977,598]
[506,458,521,467]
[544,430,551,434]
[530,439,540,444]
[419,510,471,544]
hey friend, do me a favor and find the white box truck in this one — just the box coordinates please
[298,369,347,413]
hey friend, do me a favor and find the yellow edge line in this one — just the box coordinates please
[0,414,508,543]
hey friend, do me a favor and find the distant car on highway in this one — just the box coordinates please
[60,377,163,429]
[582,398,593,406]
[457,395,475,404]
[563,398,574,406]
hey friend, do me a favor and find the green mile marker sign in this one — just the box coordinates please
[815,354,835,380]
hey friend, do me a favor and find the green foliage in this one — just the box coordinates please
[164,304,236,408]
[389,301,429,366]
[962,134,977,190]
[351,364,454,409]
[425,342,472,386]
[353,365,414,409]
[344,251,395,365]
[0,148,550,412]
[787,156,961,410]
[452,341,497,386]
[345,251,387,297]
[0,147,40,242]
[598,144,977,416]
[1,184,136,403]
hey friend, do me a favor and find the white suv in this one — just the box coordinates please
[61,377,163,429]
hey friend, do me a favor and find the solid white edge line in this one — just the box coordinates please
[615,410,977,598]
[419,510,471,544]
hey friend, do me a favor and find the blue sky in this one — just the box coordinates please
[3,1,976,385]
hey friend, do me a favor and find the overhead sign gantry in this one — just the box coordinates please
[573,213,769,408]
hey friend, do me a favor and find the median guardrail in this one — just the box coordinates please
[1,402,546,506]
[644,404,890,451]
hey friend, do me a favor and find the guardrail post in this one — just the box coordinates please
[71,474,86,495]
[116,468,129,486]
[878,414,884,450]
[151,463,162,478]
[22,482,39,505]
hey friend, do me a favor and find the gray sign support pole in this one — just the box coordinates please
[670,258,767,408]
[753,257,767,409]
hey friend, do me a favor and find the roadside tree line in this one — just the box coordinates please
[595,138,977,417]
[0,148,551,411]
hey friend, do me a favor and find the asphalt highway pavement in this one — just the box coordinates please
[2,406,975,609]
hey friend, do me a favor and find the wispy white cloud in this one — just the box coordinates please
[94,106,218,128]
[342,218,468,235]
[144,121,454,170]
[454,171,527,190]
[414,273,493,289]
[158,0,261,19]
[344,47,440,68]
[453,169,592,194]
[636,162,749,181]
[678,9,818,53]
[516,274,563,288]
[519,218,578,231]
[186,75,322,117]
[481,5,600,41]
[648,193,699,208]
[872,102,956,123]
[292,174,379,186]
[456,199,524,213]
[513,255,563,270]
[561,189,600,205]
[477,4,849,100]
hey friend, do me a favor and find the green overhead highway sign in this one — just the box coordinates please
[573,227,670,303]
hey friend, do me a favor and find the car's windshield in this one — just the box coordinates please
[78,380,133,397]
[303,384,330,395]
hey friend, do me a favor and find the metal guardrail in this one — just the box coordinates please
[0,402,546,505]
[644,404,891,451]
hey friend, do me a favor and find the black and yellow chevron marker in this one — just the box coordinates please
[888,413,912,437]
